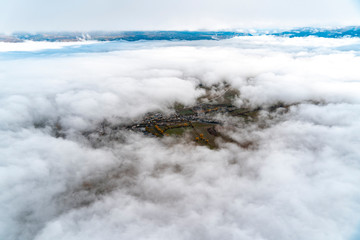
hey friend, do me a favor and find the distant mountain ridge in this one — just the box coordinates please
[1,26,360,42]
[270,26,360,38]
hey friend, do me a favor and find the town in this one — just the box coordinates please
[120,101,261,148]
[88,83,288,149]
[87,83,273,148]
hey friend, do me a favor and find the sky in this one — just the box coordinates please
[1,0,360,32]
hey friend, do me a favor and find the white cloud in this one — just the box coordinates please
[0,41,97,52]
[1,36,360,240]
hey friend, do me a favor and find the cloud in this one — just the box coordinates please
[0,41,96,52]
[1,36,360,240]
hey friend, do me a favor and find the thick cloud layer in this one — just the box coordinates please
[1,37,360,240]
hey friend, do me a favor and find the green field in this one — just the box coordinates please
[147,122,219,149]
[165,127,188,136]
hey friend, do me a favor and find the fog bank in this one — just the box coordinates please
[1,36,360,240]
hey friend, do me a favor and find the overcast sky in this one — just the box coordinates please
[1,0,360,32]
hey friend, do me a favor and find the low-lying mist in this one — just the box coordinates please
[1,36,360,240]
